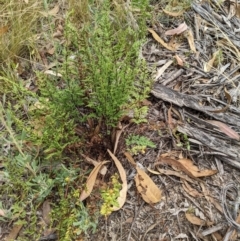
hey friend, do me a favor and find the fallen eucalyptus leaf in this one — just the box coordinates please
[207,120,239,140]
[80,161,109,201]
[135,167,162,204]
[165,22,188,35]
[178,158,218,177]
[148,29,180,51]
[186,212,214,226]
[107,149,127,210]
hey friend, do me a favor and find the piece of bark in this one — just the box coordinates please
[151,83,240,127]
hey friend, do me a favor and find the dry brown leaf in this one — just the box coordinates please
[42,200,51,225]
[125,152,161,203]
[112,123,129,154]
[207,120,239,140]
[5,224,23,241]
[156,157,217,178]
[212,232,223,241]
[148,29,179,51]
[185,212,214,226]
[124,152,137,167]
[165,22,188,35]
[163,9,184,17]
[155,157,197,179]
[184,29,196,53]
[182,180,202,198]
[175,54,184,66]
[81,154,107,175]
[147,168,161,175]
[0,26,8,37]
[107,149,127,210]
[80,161,109,201]
[178,158,218,177]
[47,47,55,55]
[135,167,162,204]
[157,168,196,184]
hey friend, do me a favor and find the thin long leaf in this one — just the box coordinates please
[107,149,127,210]
[80,161,109,201]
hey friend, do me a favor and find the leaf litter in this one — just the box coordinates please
[91,1,240,240]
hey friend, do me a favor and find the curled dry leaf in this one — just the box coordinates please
[155,157,197,179]
[178,158,218,177]
[107,149,127,211]
[207,120,239,140]
[185,212,214,226]
[147,168,161,175]
[135,167,162,204]
[156,157,217,178]
[148,29,180,51]
[157,168,196,184]
[175,54,184,66]
[163,9,184,17]
[80,161,109,201]
[125,152,161,204]
[165,22,188,36]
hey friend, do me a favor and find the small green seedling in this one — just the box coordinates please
[126,134,156,155]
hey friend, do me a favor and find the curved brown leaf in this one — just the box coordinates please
[186,212,214,226]
[80,161,109,201]
[148,29,180,51]
[165,22,188,35]
[178,158,218,177]
[107,149,127,210]
[207,120,239,140]
[135,167,162,204]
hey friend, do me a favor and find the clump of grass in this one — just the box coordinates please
[0,0,42,64]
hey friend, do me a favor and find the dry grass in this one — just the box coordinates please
[0,0,42,64]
